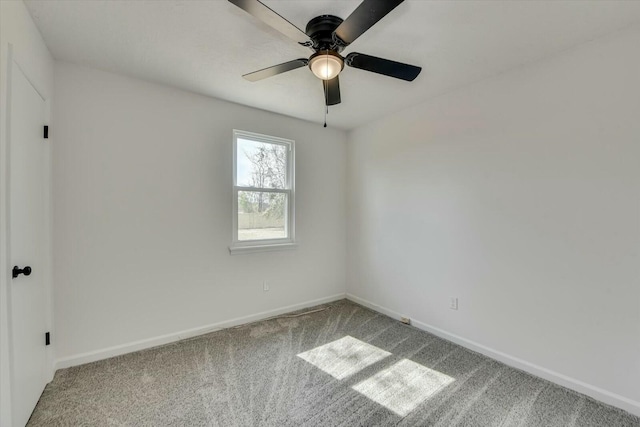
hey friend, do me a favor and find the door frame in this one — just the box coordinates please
[0,44,55,427]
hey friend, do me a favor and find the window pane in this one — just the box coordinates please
[236,138,287,189]
[238,191,287,241]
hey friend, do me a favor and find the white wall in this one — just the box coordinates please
[52,62,347,364]
[347,26,640,415]
[0,1,55,425]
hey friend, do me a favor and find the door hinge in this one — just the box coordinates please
[45,332,50,346]
[43,125,49,139]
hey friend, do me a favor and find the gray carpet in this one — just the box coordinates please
[29,299,639,426]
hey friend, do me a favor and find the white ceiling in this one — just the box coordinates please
[25,0,640,130]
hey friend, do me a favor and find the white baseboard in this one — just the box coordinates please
[55,293,346,370]
[346,293,640,417]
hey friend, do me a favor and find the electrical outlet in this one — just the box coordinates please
[263,281,270,292]
[400,317,411,325]
[449,297,458,310]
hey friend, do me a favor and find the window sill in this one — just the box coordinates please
[228,242,298,255]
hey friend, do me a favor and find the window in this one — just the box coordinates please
[230,130,295,254]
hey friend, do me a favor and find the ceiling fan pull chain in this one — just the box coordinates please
[324,106,328,128]
[323,66,328,128]
[324,92,328,128]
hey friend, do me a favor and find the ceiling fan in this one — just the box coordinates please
[228,0,422,110]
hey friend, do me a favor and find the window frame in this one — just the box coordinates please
[230,129,296,254]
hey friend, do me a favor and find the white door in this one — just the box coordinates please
[9,61,48,427]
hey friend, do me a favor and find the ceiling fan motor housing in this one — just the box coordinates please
[305,15,346,52]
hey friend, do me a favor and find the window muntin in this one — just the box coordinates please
[232,130,294,249]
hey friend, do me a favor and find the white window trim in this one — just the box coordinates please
[229,129,296,255]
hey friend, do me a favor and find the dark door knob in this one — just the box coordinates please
[12,266,32,279]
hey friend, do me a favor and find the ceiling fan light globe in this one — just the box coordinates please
[309,52,344,80]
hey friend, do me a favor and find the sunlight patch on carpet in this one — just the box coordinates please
[352,359,454,417]
[297,336,391,380]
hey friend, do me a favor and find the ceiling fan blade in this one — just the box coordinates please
[334,0,404,46]
[243,59,309,82]
[345,52,421,81]
[228,0,311,45]
[323,76,341,106]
